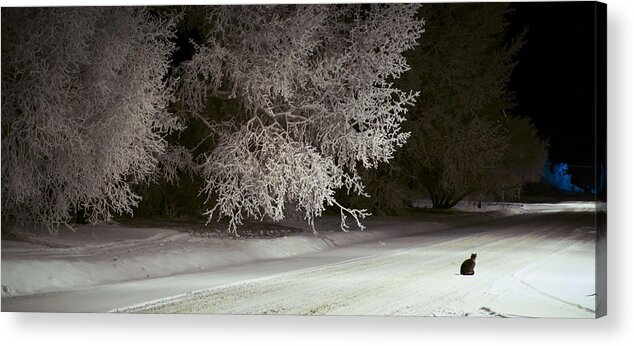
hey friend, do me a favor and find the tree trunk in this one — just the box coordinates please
[430,190,472,209]
[75,208,90,224]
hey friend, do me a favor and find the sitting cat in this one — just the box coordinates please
[460,253,477,275]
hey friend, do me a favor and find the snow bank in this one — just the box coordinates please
[1,213,490,297]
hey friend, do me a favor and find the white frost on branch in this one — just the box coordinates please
[1,8,180,231]
[179,5,424,233]
[152,145,196,184]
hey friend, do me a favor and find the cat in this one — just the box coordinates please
[460,253,477,275]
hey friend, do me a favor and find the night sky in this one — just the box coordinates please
[507,2,602,187]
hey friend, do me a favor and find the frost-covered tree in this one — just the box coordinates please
[389,3,546,209]
[1,7,181,230]
[402,112,510,209]
[487,115,549,201]
[176,5,424,233]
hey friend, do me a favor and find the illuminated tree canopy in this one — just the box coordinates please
[178,5,424,232]
[1,8,180,230]
[1,5,424,233]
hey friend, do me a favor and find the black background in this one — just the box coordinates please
[507,2,601,187]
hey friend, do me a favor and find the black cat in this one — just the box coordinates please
[460,253,477,275]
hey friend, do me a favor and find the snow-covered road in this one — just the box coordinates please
[123,211,598,318]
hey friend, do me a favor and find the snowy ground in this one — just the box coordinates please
[1,202,601,317]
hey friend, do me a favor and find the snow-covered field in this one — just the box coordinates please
[1,202,601,317]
